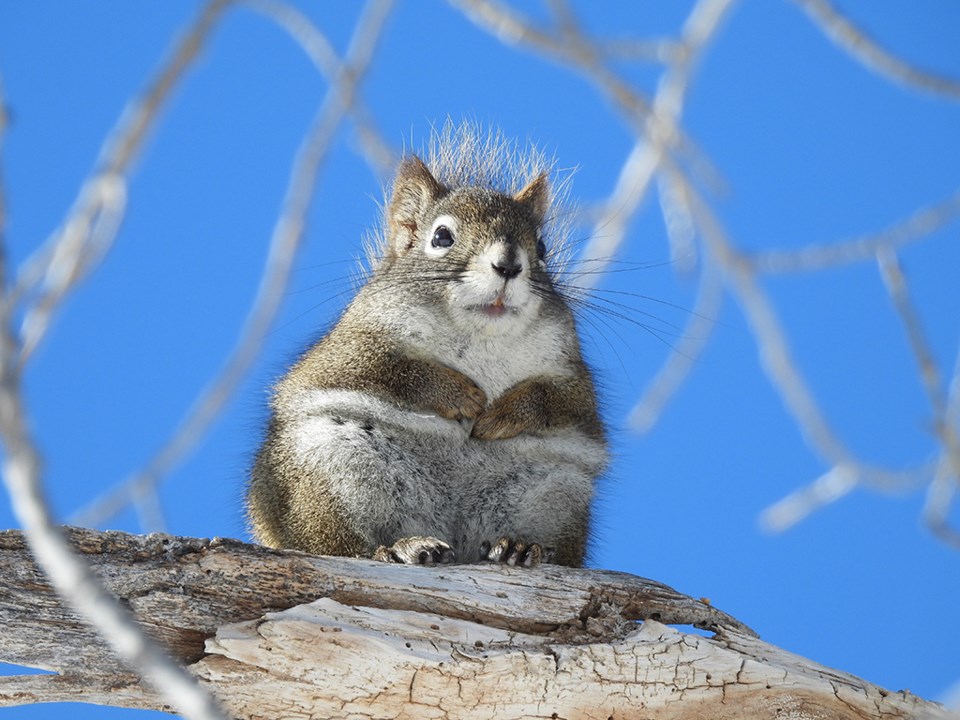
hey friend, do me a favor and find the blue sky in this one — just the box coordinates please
[1,1,959,717]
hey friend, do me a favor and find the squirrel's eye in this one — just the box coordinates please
[432,226,454,248]
[536,238,547,260]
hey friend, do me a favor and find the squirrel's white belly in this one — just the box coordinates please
[281,387,606,562]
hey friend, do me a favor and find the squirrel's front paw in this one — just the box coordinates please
[373,536,456,565]
[432,371,487,421]
[471,384,532,439]
[479,537,552,567]
[471,408,525,440]
[455,382,487,421]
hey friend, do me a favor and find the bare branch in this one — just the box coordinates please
[877,249,960,546]
[924,456,960,548]
[877,249,947,419]
[751,189,960,274]
[629,260,723,433]
[0,31,228,720]
[449,0,570,59]
[451,0,657,134]
[72,0,396,531]
[682,176,850,465]
[601,37,683,64]
[793,0,960,100]
[657,171,698,270]
[0,528,950,719]
[663,163,939,531]
[760,465,858,533]
[0,358,223,720]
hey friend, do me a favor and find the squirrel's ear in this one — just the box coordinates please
[388,155,446,255]
[514,172,550,224]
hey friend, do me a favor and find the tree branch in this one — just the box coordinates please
[0,527,948,719]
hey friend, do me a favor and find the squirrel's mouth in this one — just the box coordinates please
[470,299,517,318]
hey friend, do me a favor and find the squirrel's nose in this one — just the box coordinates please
[491,261,522,280]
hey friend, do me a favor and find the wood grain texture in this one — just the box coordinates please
[0,527,947,719]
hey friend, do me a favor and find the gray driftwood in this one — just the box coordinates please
[0,527,947,719]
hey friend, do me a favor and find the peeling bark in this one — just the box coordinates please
[0,528,947,719]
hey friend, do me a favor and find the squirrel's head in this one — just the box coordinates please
[380,155,562,335]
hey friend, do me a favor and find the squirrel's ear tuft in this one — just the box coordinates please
[387,155,446,255]
[514,172,550,224]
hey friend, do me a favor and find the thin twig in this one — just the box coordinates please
[450,0,670,147]
[924,447,960,548]
[0,53,227,720]
[877,249,947,419]
[575,0,736,284]
[877,248,960,546]
[657,172,698,271]
[751,189,960,274]
[628,259,723,433]
[682,174,849,465]
[243,0,397,177]
[0,75,7,278]
[601,37,682,64]
[794,0,960,100]
[760,465,858,532]
[672,163,932,499]
[72,0,396,530]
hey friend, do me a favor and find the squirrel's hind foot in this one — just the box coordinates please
[373,536,456,565]
[480,537,553,567]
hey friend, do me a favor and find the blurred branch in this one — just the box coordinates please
[451,0,707,153]
[629,258,722,433]
[760,465,858,532]
[793,0,960,100]
[877,249,960,547]
[574,0,735,282]
[664,162,937,532]
[72,0,396,531]
[0,24,228,720]
[15,0,232,362]
[925,344,960,546]
[877,249,948,422]
[0,309,228,720]
[751,189,960,274]
[677,169,850,465]
[0,76,7,262]
[601,37,683,64]
[244,0,397,178]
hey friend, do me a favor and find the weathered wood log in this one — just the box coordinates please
[0,527,947,719]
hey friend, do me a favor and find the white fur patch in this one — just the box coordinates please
[285,388,468,438]
[370,293,569,402]
[447,243,535,332]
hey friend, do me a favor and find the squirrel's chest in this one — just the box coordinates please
[422,320,569,399]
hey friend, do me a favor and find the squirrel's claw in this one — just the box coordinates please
[374,536,456,565]
[479,536,550,567]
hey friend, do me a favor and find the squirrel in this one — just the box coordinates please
[246,124,608,567]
